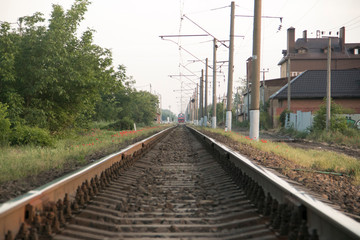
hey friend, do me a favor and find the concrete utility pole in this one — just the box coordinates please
[200,70,204,126]
[326,38,331,131]
[287,58,291,110]
[249,0,262,141]
[204,58,208,127]
[226,1,235,131]
[212,38,217,129]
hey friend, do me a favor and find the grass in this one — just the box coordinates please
[0,124,169,184]
[197,127,360,184]
[307,128,360,148]
[279,126,360,148]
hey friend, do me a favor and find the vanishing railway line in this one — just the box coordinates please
[1,125,360,239]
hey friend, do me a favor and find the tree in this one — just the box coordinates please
[0,0,117,132]
[0,102,11,145]
[161,109,176,122]
[209,102,226,126]
[0,22,22,123]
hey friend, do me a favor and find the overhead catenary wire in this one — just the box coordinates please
[182,15,229,48]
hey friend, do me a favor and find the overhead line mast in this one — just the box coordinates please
[249,0,262,141]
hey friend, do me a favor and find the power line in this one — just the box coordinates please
[159,34,209,38]
[182,15,229,48]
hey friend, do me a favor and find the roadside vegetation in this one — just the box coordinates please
[216,100,360,183]
[0,124,168,184]
[197,127,360,184]
[0,0,160,148]
[0,1,170,185]
[279,100,360,148]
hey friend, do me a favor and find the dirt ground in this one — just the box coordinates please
[200,128,360,222]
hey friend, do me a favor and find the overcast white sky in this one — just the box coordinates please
[2,0,360,114]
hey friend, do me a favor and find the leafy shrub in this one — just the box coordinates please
[280,126,309,139]
[279,109,291,127]
[234,120,249,129]
[260,109,271,130]
[312,99,352,133]
[0,102,11,145]
[10,125,53,147]
[104,117,134,131]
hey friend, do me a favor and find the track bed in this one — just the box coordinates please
[54,126,277,239]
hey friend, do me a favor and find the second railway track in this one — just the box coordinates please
[55,125,277,240]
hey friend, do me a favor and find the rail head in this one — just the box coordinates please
[187,126,360,240]
[0,125,176,240]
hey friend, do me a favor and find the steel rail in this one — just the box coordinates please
[187,126,360,240]
[0,126,175,240]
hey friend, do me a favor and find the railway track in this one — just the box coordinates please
[1,125,360,239]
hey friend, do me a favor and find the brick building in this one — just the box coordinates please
[269,69,360,127]
[241,77,294,120]
[278,27,360,78]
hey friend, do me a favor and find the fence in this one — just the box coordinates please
[285,111,313,132]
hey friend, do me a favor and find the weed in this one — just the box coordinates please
[0,123,168,184]
[197,127,360,184]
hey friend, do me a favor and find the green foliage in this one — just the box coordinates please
[161,109,176,122]
[279,109,291,127]
[234,120,249,128]
[0,1,160,135]
[312,99,352,133]
[260,109,271,130]
[104,117,134,131]
[93,65,159,126]
[0,0,117,132]
[10,125,53,147]
[280,126,309,139]
[307,128,360,148]
[0,102,11,145]
[211,102,225,125]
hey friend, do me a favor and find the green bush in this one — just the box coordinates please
[104,117,134,131]
[307,128,360,148]
[280,126,309,139]
[312,99,352,133]
[0,102,11,145]
[234,120,249,129]
[279,109,291,127]
[10,125,53,147]
[260,109,271,130]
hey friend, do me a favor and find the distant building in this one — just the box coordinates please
[278,27,360,78]
[241,77,294,121]
[269,69,360,127]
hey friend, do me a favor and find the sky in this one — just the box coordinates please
[1,0,360,114]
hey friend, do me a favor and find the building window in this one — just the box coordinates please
[354,48,359,55]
